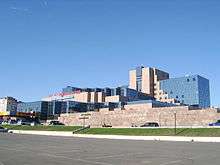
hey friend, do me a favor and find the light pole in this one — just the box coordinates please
[174,111,177,135]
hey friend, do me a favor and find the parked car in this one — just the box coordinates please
[49,121,65,126]
[131,123,138,127]
[0,126,9,133]
[140,122,159,127]
[16,119,42,126]
[8,120,17,125]
[102,123,112,128]
[209,120,220,126]
[1,121,9,125]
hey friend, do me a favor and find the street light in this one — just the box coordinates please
[174,111,177,135]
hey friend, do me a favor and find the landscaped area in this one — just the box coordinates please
[78,128,220,137]
[2,125,220,137]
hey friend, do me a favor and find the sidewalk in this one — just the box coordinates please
[11,130,220,143]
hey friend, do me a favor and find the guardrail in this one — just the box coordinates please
[73,125,91,134]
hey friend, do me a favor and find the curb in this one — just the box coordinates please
[11,130,220,143]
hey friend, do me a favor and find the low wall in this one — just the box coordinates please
[58,105,220,127]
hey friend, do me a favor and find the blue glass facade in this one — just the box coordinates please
[17,101,66,120]
[160,75,210,108]
[120,87,154,102]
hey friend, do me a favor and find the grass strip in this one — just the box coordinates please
[79,128,220,137]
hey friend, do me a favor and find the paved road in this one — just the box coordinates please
[0,133,220,165]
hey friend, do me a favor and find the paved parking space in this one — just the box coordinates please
[0,133,220,165]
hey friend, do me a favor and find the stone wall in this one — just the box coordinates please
[58,105,220,127]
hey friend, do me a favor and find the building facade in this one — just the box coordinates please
[129,66,169,97]
[0,97,17,116]
[17,101,66,120]
[159,75,210,108]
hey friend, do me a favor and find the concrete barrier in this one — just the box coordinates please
[12,130,73,137]
[11,130,220,143]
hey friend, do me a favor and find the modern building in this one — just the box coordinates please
[129,66,169,97]
[0,65,212,121]
[158,75,210,108]
[17,101,66,120]
[114,86,154,102]
[0,97,17,116]
[129,66,211,108]
[17,101,48,120]
[42,91,90,103]
[44,85,154,105]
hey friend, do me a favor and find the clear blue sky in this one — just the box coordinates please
[0,0,219,106]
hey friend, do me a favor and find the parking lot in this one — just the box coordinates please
[1,133,220,165]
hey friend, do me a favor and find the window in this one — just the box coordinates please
[182,95,184,98]
[170,91,173,94]
[176,96,179,99]
[193,78,196,81]
[187,79,190,82]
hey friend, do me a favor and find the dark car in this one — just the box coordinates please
[0,126,9,133]
[209,120,220,126]
[140,122,159,127]
[49,121,65,126]
[102,123,112,128]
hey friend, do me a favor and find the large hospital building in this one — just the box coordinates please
[0,65,211,121]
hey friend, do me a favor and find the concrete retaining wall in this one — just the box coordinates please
[58,105,220,127]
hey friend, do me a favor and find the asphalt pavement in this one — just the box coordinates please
[0,133,220,165]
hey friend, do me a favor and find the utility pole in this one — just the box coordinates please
[174,111,177,135]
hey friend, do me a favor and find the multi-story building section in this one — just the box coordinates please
[42,91,91,103]
[17,101,67,120]
[17,101,53,120]
[90,92,98,103]
[44,85,153,105]
[0,97,17,116]
[103,88,112,96]
[129,66,169,97]
[158,75,210,108]
[97,92,105,103]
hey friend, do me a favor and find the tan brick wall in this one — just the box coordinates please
[74,92,91,103]
[59,105,220,127]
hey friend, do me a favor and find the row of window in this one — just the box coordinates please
[176,95,184,99]
[187,78,196,82]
